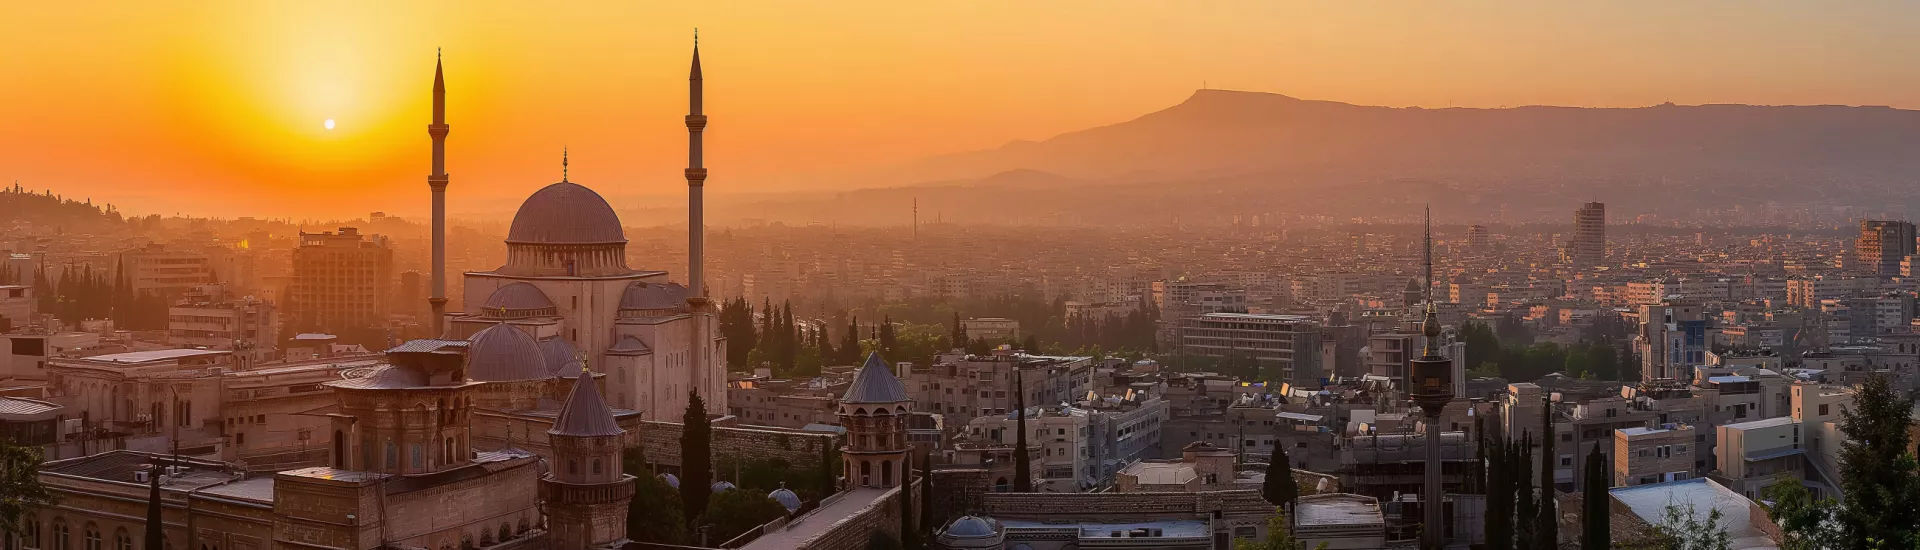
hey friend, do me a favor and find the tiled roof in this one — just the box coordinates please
[841,352,909,404]
[549,365,624,438]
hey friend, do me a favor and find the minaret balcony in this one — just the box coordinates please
[541,476,637,505]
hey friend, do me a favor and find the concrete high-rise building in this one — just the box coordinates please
[289,227,394,336]
[1855,220,1916,277]
[1466,224,1490,252]
[1569,202,1606,269]
[1635,302,1707,381]
[117,243,214,299]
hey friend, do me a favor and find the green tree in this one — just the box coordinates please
[1648,503,1733,550]
[919,451,937,538]
[1262,442,1299,510]
[681,392,714,532]
[704,490,788,544]
[1233,509,1329,550]
[0,440,55,547]
[1762,474,1841,550]
[623,455,689,544]
[1581,442,1610,550]
[1513,433,1536,546]
[1535,396,1558,548]
[899,458,918,550]
[1484,435,1513,550]
[1836,374,1920,548]
[841,317,864,365]
[1012,370,1032,492]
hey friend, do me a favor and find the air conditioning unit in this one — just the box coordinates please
[134,470,149,483]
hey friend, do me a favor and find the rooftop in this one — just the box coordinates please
[1294,493,1386,527]
[77,348,227,364]
[1118,461,1197,485]
[1723,416,1796,431]
[997,518,1211,539]
[1610,478,1779,550]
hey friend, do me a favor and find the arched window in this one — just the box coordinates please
[82,522,100,550]
[498,522,512,542]
[22,514,38,548]
[412,442,425,470]
[881,459,893,487]
[859,460,872,486]
[51,518,68,550]
[333,430,346,468]
[113,528,131,550]
[995,477,1009,492]
[384,440,398,470]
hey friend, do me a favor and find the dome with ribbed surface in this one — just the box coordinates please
[506,182,626,244]
[465,323,551,381]
[539,337,582,377]
[549,364,623,438]
[841,352,909,404]
[481,283,557,319]
[769,486,802,512]
[659,473,679,488]
[620,282,691,312]
[945,516,1001,538]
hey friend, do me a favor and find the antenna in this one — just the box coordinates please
[1424,203,1434,304]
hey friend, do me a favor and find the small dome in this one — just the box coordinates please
[768,486,802,512]
[481,283,556,319]
[659,473,679,488]
[710,481,736,493]
[466,323,551,381]
[945,516,1001,538]
[506,182,626,245]
[620,282,691,312]
[539,337,582,376]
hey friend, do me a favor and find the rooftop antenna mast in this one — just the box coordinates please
[1424,203,1434,306]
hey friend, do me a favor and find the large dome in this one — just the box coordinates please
[466,323,552,381]
[506,182,626,245]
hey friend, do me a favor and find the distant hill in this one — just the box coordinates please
[0,185,126,231]
[891,89,1920,185]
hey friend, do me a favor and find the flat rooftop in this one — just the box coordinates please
[1611,478,1778,550]
[1197,312,1314,322]
[1723,416,1796,431]
[998,518,1211,539]
[79,348,227,364]
[1295,494,1386,527]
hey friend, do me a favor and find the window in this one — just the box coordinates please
[83,523,100,550]
[53,519,68,550]
[114,529,131,550]
[1819,404,1830,416]
[569,460,579,475]
[412,443,424,469]
[591,459,602,475]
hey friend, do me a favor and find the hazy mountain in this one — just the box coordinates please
[885,89,1920,193]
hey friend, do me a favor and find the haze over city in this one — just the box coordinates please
[7,4,1920,550]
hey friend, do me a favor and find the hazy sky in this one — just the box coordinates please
[3,1,1917,220]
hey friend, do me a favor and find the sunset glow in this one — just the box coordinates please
[4,1,1918,219]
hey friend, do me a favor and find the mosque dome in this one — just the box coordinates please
[481,283,557,319]
[465,323,551,381]
[506,182,626,245]
[659,473,679,488]
[619,282,691,316]
[710,481,736,493]
[768,485,802,512]
[945,516,1001,539]
[539,337,582,377]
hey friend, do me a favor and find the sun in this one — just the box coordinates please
[324,118,336,130]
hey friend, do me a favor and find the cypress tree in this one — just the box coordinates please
[681,391,713,532]
[1484,436,1512,550]
[1582,442,1610,550]
[1012,370,1032,492]
[919,451,936,537]
[1514,432,1537,546]
[842,317,863,365]
[1535,397,1559,548]
[951,312,964,350]
[1262,439,1299,510]
[899,454,916,549]
[880,315,897,355]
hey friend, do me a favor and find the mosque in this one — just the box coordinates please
[427,38,727,423]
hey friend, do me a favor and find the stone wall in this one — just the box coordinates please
[928,468,990,525]
[978,489,1275,544]
[796,480,917,550]
[636,420,840,473]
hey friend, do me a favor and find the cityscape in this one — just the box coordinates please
[6,3,1920,550]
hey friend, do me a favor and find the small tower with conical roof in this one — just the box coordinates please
[839,352,913,488]
[542,359,634,549]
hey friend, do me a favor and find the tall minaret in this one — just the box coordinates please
[684,32,714,411]
[427,50,451,335]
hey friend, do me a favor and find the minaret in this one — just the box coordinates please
[684,32,714,411]
[427,50,451,335]
[1409,203,1455,550]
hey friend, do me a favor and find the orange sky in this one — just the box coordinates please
[3,1,1917,220]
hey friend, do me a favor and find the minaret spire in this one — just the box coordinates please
[684,30,714,414]
[562,147,569,182]
[427,51,451,336]
[1422,203,1438,356]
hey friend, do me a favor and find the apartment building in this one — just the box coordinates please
[1615,425,1696,487]
[287,227,393,335]
[1174,313,1325,384]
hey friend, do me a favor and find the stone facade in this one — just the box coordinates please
[976,489,1274,547]
[635,419,839,473]
[794,482,912,550]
